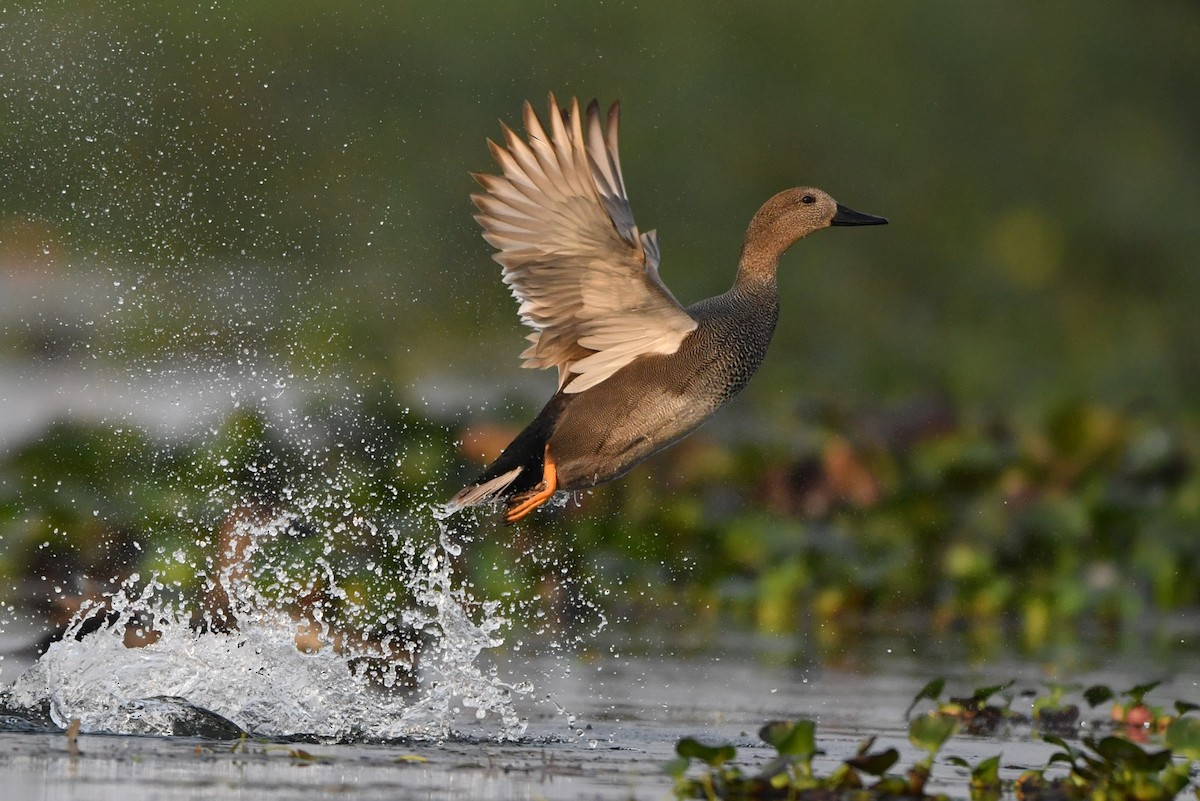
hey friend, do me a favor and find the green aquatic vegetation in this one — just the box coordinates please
[907,676,1200,745]
[1083,685,1116,708]
[666,738,744,801]
[549,398,1200,643]
[669,693,1200,801]
[1123,681,1164,708]
[757,719,820,788]
[1017,734,1191,801]
[1080,680,1194,733]
[665,680,1200,800]
[1032,683,1081,733]
[668,716,958,800]
[907,678,948,716]
[0,387,468,647]
[1164,715,1200,759]
[907,678,1017,736]
[7,396,1200,655]
[907,713,959,796]
[1108,680,1168,731]
[946,755,1002,801]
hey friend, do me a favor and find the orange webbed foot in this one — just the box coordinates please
[504,447,558,524]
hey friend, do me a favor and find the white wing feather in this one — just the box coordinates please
[472,94,697,394]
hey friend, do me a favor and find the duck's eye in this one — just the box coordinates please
[801,194,815,205]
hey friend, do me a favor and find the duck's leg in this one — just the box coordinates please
[504,446,558,523]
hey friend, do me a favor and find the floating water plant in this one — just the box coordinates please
[1017,734,1192,801]
[668,714,958,800]
[1031,682,1081,733]
[945,754,1002,801]
[7,397,1200,649]
[907,677,1017,735]
[670,680,1200,800]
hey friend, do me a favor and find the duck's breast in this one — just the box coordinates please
[549,308,775,489]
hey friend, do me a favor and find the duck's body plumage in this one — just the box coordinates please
[448,95,886,522]
[551,280,780,488]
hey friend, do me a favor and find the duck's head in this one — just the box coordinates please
[749,186,888,243]
[740,187,887,274]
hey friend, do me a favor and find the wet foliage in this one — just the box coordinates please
[668,714,960,800]
[670,679,1200,800]
[0,383,464,651]
[3,393,1200,651]
[494,394,1200,648]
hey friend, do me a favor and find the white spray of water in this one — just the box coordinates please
[5,510,532,741]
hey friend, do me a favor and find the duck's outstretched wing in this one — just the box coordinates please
[473,94,698,394]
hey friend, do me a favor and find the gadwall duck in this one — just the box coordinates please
[449,94,887,522]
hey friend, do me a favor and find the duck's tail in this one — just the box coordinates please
[445,393,568,517]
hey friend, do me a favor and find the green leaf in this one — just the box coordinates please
[1039,681,1081,706]
[909,713,957,754]
[758,719,816,759]
[1160,762,1192,796]
[873,775,912,796]
[1083,684,1114,707]
[1090,736,1172,772]
[1042,734,1078,758]
[1166,716,1200,760]
[663,755,691,778]
[756,754,793,781]
[758,720,789,749]
[1123,680,1162,704]
[845,747,899,776]
[906,678,946,717]
[972,754,1002,783]
[1175,700,1200,717]
[1033,703,1079,727]
[970,680,1014,704]
[854,735,877,755]
[675,737,737,767]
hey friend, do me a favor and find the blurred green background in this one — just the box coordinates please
[2,2,1200,654]
[5,1,1199,409]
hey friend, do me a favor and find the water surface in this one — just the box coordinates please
[5,616,1200,800]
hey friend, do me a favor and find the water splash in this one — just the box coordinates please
[3,509,531,741]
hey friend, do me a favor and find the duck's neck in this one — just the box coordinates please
[733,245,781,299]
[724,253,779,329]
[734,260,775,291]
[735,215,793,288]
